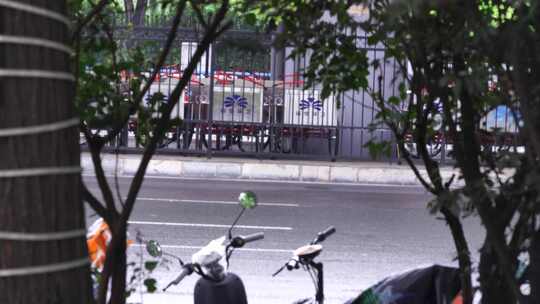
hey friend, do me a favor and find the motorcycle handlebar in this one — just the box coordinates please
[286,257,299,270]
[272,256,299,276]
[312,226,336,244]
[230,232,264,248]
[163,264,194,291]
[274,226,335,277]
[243,232,265,244]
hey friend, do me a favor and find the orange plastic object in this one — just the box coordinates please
[87,218,133,270]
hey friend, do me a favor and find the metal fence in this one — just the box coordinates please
[89,22,521,162]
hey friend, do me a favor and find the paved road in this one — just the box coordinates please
[83,175,485,304]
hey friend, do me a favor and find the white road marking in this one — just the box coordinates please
[82,173,425,188]
[136,197,299,208]
[128,220,292,231]
[131,243,291,254]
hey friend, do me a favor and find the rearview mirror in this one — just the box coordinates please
[238,191,257,209]
[228,191,258,239]
[146,240,163,258]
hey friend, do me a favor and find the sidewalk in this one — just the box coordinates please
[81,152,460,186]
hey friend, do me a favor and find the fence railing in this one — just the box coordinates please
[81,24,523,162]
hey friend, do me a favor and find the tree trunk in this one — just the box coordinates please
[133,0,148,26]
[0,1,93,303]
[124,0,134,24]
[124,0,147,26]
[529,230,540,302]
[479,240,514,304]
[108,227,127,304]
[95,221,128,304]
[441,208,473,304]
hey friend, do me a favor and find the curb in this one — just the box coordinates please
[81,153,458,186]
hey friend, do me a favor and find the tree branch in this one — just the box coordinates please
[451,55,521,300]
[98,112,134,147]
[137,0,187,110]
[214,20,234,38]
[369,75,437,193]
[189,0,209,29]
[97,0,188,147]
[81,181,110,222]
[75,0,127,149]
[124,0,134,23]
[72,0,110,42]
[409,66,446,192]
[397,65,443,192]
[440,206,473,304]
[397,140,438,193]
[114,149,125,208]
[88,141,119,216]
[509,209,532,256]
[133,0,148,26]
[121,0,231,223]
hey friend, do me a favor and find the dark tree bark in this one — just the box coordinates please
[0,1,93,303]
[440,208,473,304]
[506,7,540,302]
[529,229,540,302]
[80,1,232,302]
[109,230,127,304]
[124,0,147,26]
[124,0,134,24]
[133,0,148,26]
[478,241,514,304]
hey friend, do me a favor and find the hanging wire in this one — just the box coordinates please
[305,264,319,296]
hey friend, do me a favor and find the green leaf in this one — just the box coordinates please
[365,140,392,160]
[399,82,407,100]
[244,13,257,26]
[388,96,400,106]
[367,34,380,46]
[145,261,158,272]
[144,278,157,293]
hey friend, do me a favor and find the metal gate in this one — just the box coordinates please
[97,21,400,161]
[91,21,520,162]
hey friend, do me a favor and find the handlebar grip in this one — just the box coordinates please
[163,265,193,291]
[243,232,264,244]
[173,268,190,284]
[320,226,336,239]
[313,226,336,244]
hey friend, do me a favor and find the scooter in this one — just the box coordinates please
[272,227,467,304]
[273,226,336,304]
[145,191,264,304]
